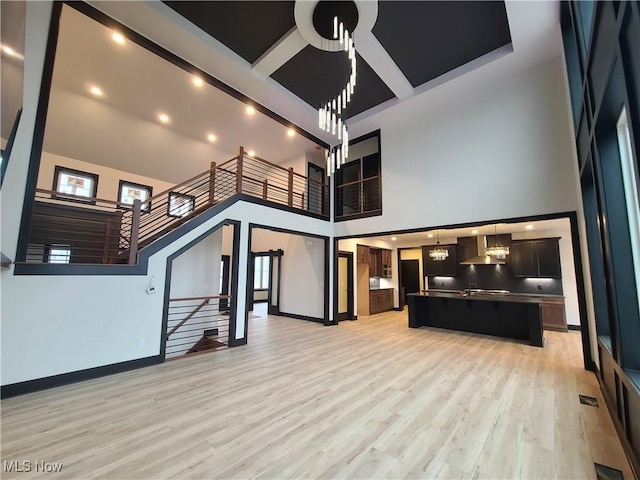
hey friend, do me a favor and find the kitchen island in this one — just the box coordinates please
[407,291,544,347]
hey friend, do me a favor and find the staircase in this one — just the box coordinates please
[24,147,329,266]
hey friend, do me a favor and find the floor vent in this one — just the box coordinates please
[594,462,624,480]
[579,394,599,407]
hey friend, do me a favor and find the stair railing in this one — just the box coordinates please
[165,295,231,358]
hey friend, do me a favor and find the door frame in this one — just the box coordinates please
[307,162,326,215]
[337,251,354,321]
[220,254,230,311]
[267,249,283,315]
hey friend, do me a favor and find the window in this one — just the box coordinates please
[334,131,382,221]
[254,255,270,289]
[335,153,381,219]
[167,192,195,218]
[47,245,71,264]
[617,108,640,316]
[118,180,152,212]
[53,166,98,203]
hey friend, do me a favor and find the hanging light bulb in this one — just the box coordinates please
[339,22,344,44]
[338,118,342,139]
[333,16,338,39]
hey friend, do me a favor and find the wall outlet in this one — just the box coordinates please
[146,286,156,295]
[138,338,145,348]
[537,284,542,290]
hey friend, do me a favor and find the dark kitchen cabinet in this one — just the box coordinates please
[369,250,381,277]
[422,244,458,277]
[366,247,392,278]
[356,244,369,263]
[511,238,561,278]
[370,288,394,314]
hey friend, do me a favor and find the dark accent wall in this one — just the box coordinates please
[426,235,564,295]
[561,1,640,473]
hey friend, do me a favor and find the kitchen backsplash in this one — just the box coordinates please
[370,277,381,289]
[427,264,563,295]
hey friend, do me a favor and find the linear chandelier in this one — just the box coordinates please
[319,15,356,176]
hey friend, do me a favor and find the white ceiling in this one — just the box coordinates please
[88,0,563,142]
[358,217,571,247]
[43,5,324,183]
[43,1,564,184]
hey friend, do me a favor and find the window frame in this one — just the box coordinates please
[117,180,153,212]
[167,191,195,218]
[253,254,270,290]
[45,244,72,264]
[52,165,99,205]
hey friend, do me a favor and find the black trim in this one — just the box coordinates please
[1,355,161,399]
[306,161,327,216]
[349,129,381,145]
[278,311,324,323]
[596,369,640,477]
[568,324,582,331]
[335,210,595,371]
[336,251,354,321]
[267,249,283,316]
[52,165,99,204]
[248,223,331,325]
[392,307,403,311]
[15,2,63,263]
[229,221,242,345]
[62,1,329,150]
[325,238,333,324]
[167,191,195,218]
[117,180,153,212]
[14,194,327,275]
[243,224,253,343]
[160,219,242,358]
[334,209,383,223]
[0,109,22,188]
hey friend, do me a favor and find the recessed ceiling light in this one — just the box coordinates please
[158,113,170,124]
[247,150,256,157]
[192,76,204,87]
[472,229,479,234]
[89,86,103,97]
[1,44,22,59]
[526,225,534,230]
[207,133,217,143]
[287,128,295,137]
[112,32,125,45]
[246,106,255,116]
[391,237,397,241]
[427,233,433,238]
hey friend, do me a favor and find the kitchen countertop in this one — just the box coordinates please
[409,291,555,304]
[424,289,564,299]
[369,287,394,291]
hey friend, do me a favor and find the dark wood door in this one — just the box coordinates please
[401,259,421,304]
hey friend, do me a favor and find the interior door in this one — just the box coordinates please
[401,259,421,305]
[337,251,354,321]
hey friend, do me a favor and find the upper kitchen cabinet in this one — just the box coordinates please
[422,244,458,277]
[356,244,369,263]
[511,239,561,278]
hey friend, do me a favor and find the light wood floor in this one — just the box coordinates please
[1,310,635,479]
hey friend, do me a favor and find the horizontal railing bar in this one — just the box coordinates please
[169,295,231,302]
[35,188,132,208]
[336,176,380,189]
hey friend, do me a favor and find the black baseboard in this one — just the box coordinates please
[278,311,324,323]
[1,355,162,399]
[568,324,582,331]
[393,307,403,311]
[595,371,640,478]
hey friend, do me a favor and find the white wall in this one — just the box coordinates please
[334,58,580,238]
[37,150,174,203]
[251,229,325,319]
[513,223,580,327]
[170,228,222,299]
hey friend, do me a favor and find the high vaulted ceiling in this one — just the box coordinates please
[164,1,512,119]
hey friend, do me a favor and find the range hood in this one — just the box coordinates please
[460,236,506,265]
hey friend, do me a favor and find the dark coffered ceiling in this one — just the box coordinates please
[164,1,511,118]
